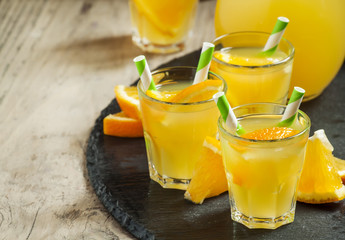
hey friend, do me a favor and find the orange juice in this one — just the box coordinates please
[129,0,198,53]
[214,0,345,100]
[218,103,310,229]
[210,32,294,107]
[138,67,225,190]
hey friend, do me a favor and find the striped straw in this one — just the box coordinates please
[193,42,215,85]
[262,16,289,56]
[133,55,157,91]
[278,87,305,127]
[213,92,245,135]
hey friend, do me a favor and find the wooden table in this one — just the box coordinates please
[0,0,216,238]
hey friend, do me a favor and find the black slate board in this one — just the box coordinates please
[86,50,345,240]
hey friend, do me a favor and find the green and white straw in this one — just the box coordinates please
[193,42,215,85]
[262,16,289,56]
[278,87,305,127]
[133,55,157,91]
[213,92,245,135]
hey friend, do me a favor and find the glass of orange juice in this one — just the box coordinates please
[128,0,198,53]
[138,67,226,190]
[210,32,294,107]
[214,0,345,101]
[218,103,310,229]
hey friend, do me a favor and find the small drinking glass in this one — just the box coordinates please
[128,0,198,53]
[210,32,294,107]
[138,67,226,190]
[218,103,310,229]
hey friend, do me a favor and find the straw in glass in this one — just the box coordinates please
[213,92,245,135]
[278,87,305,127]
[193,42,215,85]
[261,16,289,56]
[133,55,157,91]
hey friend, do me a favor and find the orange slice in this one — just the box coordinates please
[146,89,180,102]
[334,157,345,184]
[103,112,143,138]
[241,127,299,140]
[297,129,345,204]
[213,51,277,66]
[171,80,223,103]
[114,85,141,120]
[184,136,228,204]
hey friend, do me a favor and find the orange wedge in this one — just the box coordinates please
[114,85,141,120]
[297,129,345,204]
[184,136,228,204]
[171,80,223,103]
[241,127,299,140]
[334,157,345,184]
[103,112,143,138]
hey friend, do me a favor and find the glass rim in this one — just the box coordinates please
[137,66,227,106]
[212,31,295,69]
[218,102,311,143]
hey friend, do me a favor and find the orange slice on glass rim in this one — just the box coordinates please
[171,79,223,103]
[146,89,179,102]
[146,79,223,104]
[241,127,299,140]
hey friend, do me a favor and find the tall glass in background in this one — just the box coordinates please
[129,0,198,53]
[214,0,345,101]
[138,67,226,190]
[218,103,310,229]
[210,32,294,107]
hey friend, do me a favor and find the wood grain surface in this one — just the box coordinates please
[0,0,216,239]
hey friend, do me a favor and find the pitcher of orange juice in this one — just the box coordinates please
[214,0,345,101]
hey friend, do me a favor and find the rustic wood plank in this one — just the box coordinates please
[0,0,216,238]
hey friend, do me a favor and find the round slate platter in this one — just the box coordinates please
[86,50,345,240]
